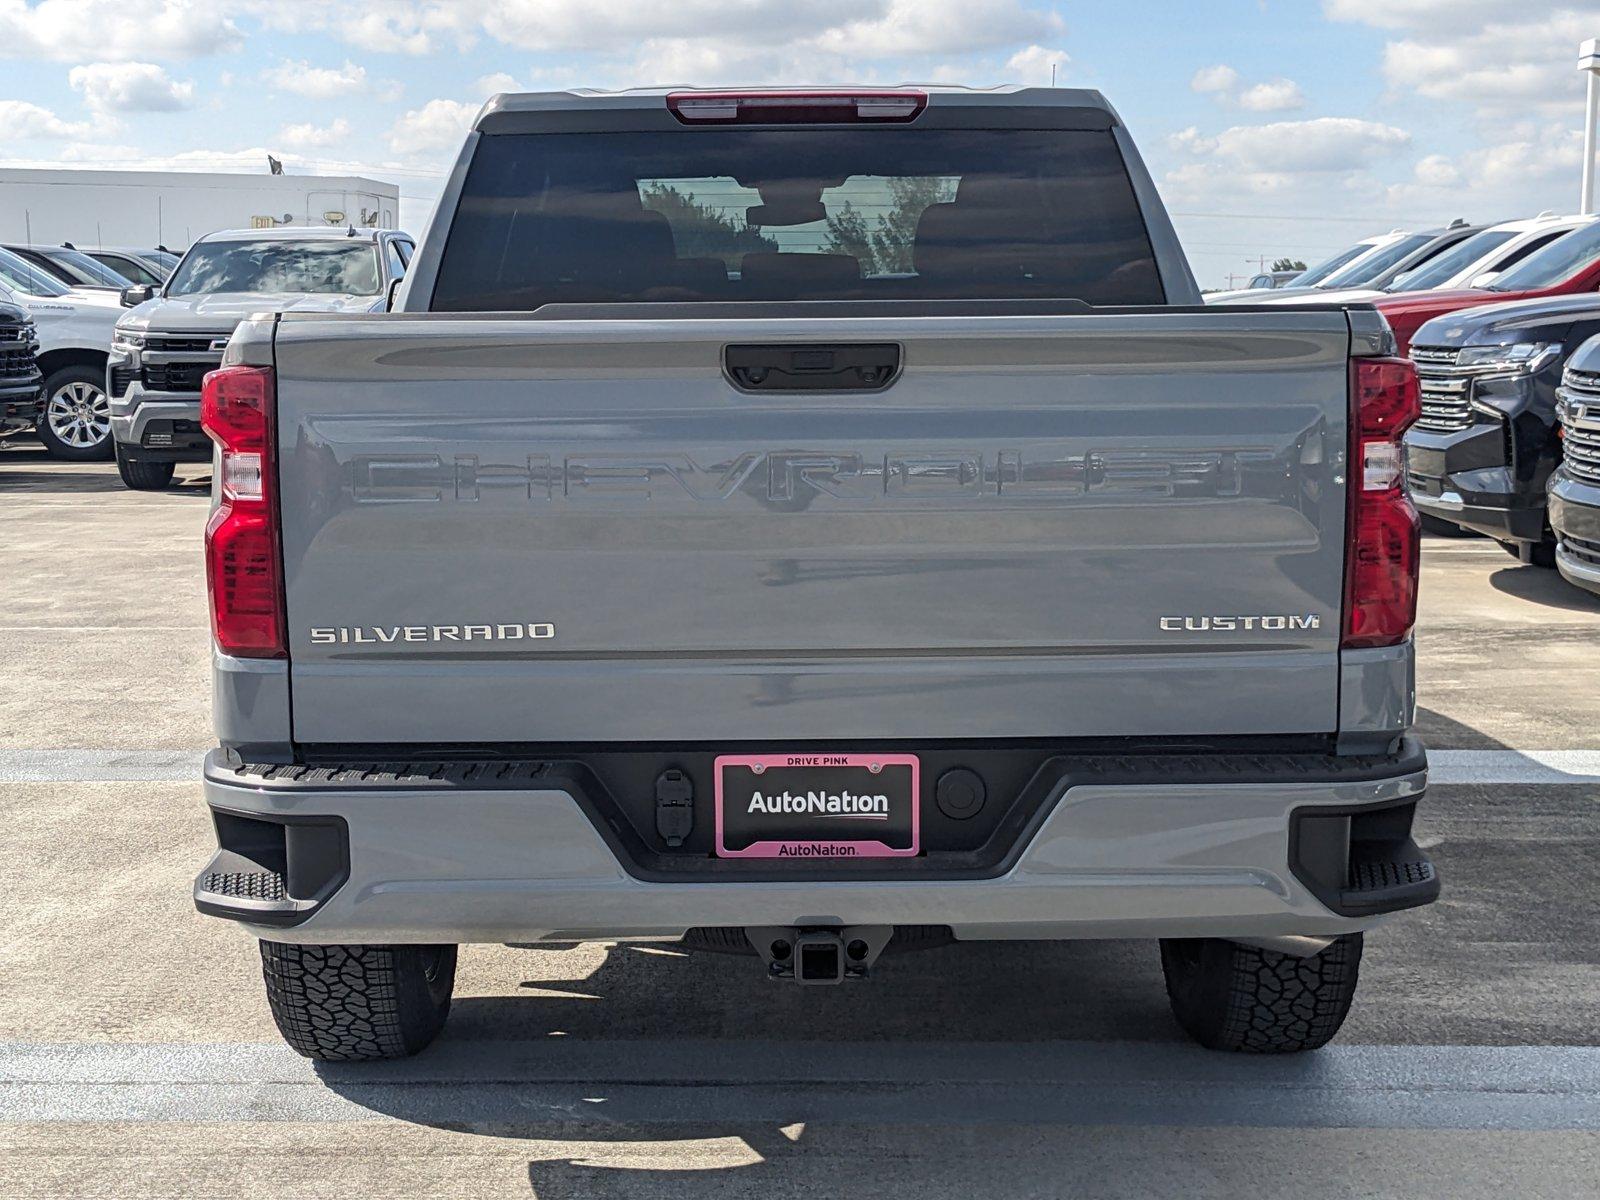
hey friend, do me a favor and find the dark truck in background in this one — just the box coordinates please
[0,302,43,443]
[1405,294,1600,564]
[191,86,1436,1061]
[1551,334,1600,595]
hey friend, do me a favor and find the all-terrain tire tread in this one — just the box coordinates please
[259,942,448,1061]
[1217,936,1362,1053]
[1161,934,1363,1054]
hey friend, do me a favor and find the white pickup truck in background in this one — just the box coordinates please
[0,245,122,460]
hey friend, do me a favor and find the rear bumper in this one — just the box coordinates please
[196,741,1435,945]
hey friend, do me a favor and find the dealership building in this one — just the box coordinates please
[0,168,400,250]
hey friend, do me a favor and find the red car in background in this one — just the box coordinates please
[1374,219,1600,354]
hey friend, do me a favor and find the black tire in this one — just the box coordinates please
[259,942,457,1061]
[1159,934,1363,1053]
[1499,538,1558,568]
[36,365,113,461]
[115,445,176,490]
[1526,540,1557,569]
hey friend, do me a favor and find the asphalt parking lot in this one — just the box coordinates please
[2,444,1599,1198]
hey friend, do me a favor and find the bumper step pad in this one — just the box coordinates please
[200,869,287,903]
[1342,847,1439,914]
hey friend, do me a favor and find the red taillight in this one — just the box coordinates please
[666,90,926,124]
[202,365,285,658]
[1344,357,1421,649]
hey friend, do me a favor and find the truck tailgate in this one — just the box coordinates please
[271,310,1353,744]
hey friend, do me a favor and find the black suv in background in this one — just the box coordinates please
[1550,334,1600,597]
[0,301,43,443]
[1404,293,1600,565]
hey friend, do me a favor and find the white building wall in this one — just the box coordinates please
[0,170,401,249]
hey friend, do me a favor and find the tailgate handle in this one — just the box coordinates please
[725,343,901,392]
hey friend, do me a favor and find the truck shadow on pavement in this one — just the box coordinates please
[306,940,1341,1196]
[1487,563,1600,613]
[0,445,210,495]
[464,937,1175,1046]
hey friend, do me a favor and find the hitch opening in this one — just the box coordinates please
[796,932,845,985]
[746,924,893,984]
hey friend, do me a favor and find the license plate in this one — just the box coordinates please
[714,753,920,859]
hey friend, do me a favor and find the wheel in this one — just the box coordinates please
[1499,539,1557,568]
[37,366,113,461]
[1419,514,1472,538]
[114,445,176,490]
[259,942,457,1061]
[1526,540,1557,569]
[1159,934,1363,1053]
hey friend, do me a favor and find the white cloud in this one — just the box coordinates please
[1411,154,1461,188]
[387,98,478,153]
[1322,0,1522,30]
[1190,65,1241,95]
[262,59,369,100]
[1175,117,1410,174]
[0,99,92,139]
[259,0,1063,76]
[476,72,522,95]
[1385,124,1586,212]
[1238,79,1305,113]
[808,0,1061,58]
[1192,65,1304,112]
[1004,45,1069,86]
[252,1,476,56]
[1328,2,1592,117]
[69,62,195,112]
[277,118,353,149]
[0,0,239,60]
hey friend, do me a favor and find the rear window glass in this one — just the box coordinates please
[166,240,381,297]
[43,248,132,288]
[1383,229,1513,292]
[431,129,1164,309]
[1291,243,1372,288]
[1488,221,1600,292]
[1319,234,1431,288]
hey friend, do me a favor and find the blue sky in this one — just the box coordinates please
[0,0,1594,286]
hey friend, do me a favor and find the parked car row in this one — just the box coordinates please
[1202,208,1600,604]
[109,225,414,489]
[0,247,125,459]
[1401,281,1600,601]
[1208,212,1592,308]
[0,228,412,481]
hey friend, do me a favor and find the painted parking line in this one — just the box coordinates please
[1428,750,1600,786]
[2,748,1600,785]
[1,1039,1596,1131]
[0,626,207,633]
[0,749,204,782]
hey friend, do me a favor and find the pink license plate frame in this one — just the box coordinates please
[713,752,920,859]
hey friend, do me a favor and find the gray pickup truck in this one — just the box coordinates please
[193,86,1436,1060]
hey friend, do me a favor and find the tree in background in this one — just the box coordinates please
[825,176,957,274]
[1272,258,1307,272]
[640,182,776,265]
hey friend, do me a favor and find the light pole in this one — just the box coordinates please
[1582,38,1600,216]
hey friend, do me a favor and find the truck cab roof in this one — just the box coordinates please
[478,84,1115,119]
[192,226,405,245]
